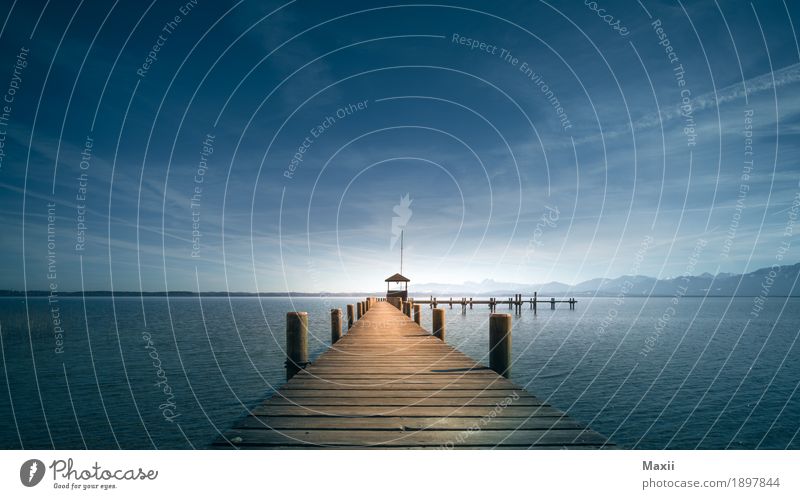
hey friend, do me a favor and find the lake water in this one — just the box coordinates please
[0,296,798,449]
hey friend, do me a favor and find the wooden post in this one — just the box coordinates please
[347,304,354,329]
[551,297,555,310]
[285,312,308,380]
[357,302,363,320]
[489,313,512,378]
[413,304,422,325]
[469,297,473,309]
[432,308,445,341]
[533,291,537,314]
[331,308,342,344]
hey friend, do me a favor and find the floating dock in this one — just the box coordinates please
[213,300,612,449]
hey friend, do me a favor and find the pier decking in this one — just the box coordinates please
[213,301,611,449]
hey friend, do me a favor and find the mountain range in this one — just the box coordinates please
[408,263,800,297]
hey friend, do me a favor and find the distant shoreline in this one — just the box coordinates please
[1,291,798,298]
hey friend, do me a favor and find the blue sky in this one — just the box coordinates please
[0,0,798,292]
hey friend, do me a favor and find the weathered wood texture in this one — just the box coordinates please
[213,301,611,449]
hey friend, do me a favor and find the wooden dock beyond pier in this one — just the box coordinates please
[213,301,611,449]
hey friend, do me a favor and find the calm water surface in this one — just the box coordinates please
[0,296,798,449]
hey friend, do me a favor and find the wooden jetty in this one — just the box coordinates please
[414,292,577,313]
[213,299,611,449]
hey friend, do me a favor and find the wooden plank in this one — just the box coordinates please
[285,380,519,389]
[215,428,608,447]
[235,416,587,431]
[278,390,525,398]
[250,405,564,418]
[263,397,543,407]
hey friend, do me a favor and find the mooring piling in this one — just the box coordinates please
[285,312,309,381]
[331,308,342,344]
[489,313,512,378]
[432,307,445,340]
[347,304,354,329]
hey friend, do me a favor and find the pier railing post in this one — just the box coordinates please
[533,291,537,314]
[347,304,354,329]
[286,312,309,381]
[331,308,342,344]
[357,302,363,320]
[432,308,445,340]
[413,304,421,325]
[489,313,512,378]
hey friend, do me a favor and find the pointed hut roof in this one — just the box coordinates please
[384,273,410,282]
